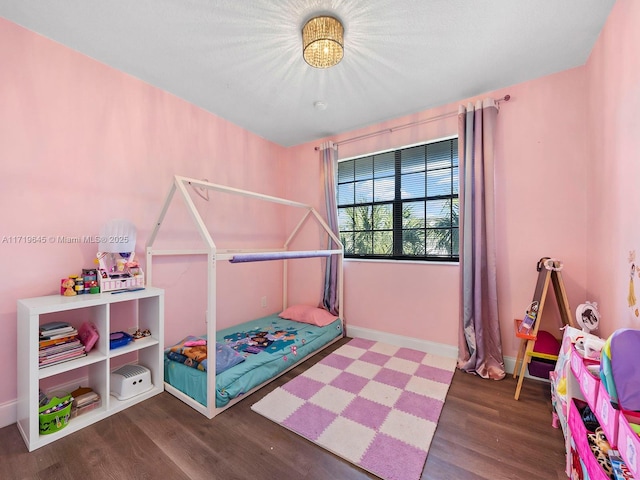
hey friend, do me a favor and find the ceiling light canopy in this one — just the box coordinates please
[302,16,344,69]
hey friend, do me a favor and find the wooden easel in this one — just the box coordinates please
[513,258,575,400]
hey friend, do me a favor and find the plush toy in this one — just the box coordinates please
[587,427,614,479]
[61,278,76,296]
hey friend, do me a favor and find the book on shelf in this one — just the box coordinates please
[39,335,78,348]
[39,339,82,356]
[39,355,87,369]
[41,342,84,353]
[39,329,78,340]
[39,324,74,334]
[39,346,85,361]
[39,351,87,368]
[39,353,85,365]
[40,322,75,334]
[40,321,72,332]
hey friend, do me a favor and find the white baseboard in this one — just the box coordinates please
[0,400,17,429]
[346,325,548,381]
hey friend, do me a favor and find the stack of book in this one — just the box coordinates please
[39,321,86,368]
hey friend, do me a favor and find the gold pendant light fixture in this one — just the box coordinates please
[302,15,344,68]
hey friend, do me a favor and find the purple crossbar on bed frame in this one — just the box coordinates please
[229,250,334,263]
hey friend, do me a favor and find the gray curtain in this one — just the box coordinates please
[320,141,340,315]
[457,99,505,380]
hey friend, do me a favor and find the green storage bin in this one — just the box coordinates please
[38,395,72,435]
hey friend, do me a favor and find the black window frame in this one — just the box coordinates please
[337,137,459,262]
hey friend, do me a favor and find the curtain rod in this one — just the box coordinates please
[314,94,511,150]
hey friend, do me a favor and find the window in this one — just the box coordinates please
[337,137,459,261]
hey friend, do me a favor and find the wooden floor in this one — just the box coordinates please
[1,337,567,480]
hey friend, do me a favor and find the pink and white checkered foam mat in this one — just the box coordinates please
[251,338,456,480]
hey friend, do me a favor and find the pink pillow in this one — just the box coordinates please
[279,304,338,327]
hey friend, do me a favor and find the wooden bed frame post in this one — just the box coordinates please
[207,249,216,418]
[146,181,178,286]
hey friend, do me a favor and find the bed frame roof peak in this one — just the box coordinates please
[146,174,342,258]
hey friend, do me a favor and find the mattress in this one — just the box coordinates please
[164,313,343,407]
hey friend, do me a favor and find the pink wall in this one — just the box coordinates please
[2,0,634,414]
[585,0,640,337]
[286,68,590,358]
[0,18,288,406]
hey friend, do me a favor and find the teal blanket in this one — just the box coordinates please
[164,313,342,407]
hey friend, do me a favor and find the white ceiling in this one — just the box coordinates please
[0,0,616,147]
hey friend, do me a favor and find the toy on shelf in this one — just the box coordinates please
[130,328,151,340]
[109,331,133,349]
[60,278,76,296]
[518,301,539,335]
[95,219,144,293]
[78,322,99,352]
[38,394,73,435]
[57,219,144,296]
[96,252,144,292]
[82,269,100,294]
[59,269,102,296]
[587,427,615,478]
[571,302,605,361]
[576,301,601,334]
[601,328,640,412]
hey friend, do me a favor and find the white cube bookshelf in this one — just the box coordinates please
[17,287,164,451]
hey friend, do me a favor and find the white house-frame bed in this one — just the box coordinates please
[146,175,344,418]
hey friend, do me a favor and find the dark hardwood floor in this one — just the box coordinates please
[1,338,567,479]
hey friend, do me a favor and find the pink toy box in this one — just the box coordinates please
[571,346,600,407]
[569,399,611,480]
[595,381,620,449]
[617,411,640,478]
